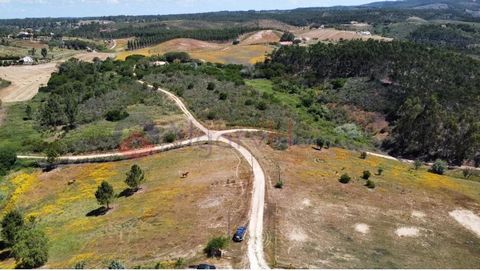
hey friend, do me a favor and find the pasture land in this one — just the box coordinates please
[116,38,272,65]
[231,133,480,268]
[0,145,252,269]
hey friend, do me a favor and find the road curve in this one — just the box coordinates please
[18,82,270,269]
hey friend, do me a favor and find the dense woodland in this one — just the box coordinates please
[256,40,480,165]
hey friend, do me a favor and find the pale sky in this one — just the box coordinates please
[0,0,387,19]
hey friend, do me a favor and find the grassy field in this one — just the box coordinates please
[234,133,480,268]
[0,40,77,61]
[0,145,252,268]
[116,38,272,65]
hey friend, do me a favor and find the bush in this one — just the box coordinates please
[362,170,371,180]
[163,132,176,143]
[164,52,190,63]
[204,236,229,258]
[1,210,24,246]
[366,179,376,189]
[377,167,384,175]
[360,151,367,159]
[74,261,86,269]
[274,180,284,189]
[108,260,125,269]
[339,173,351,184]
[331,78,347,89]
[0,147,17,176]
[207,82,216,91]
[430,159,447,175]
[244,99,253,106]
[414,159,422,170]
[207,111,216,120]
[105,109,129,122]
[463,168,473,179]
[12,227,49,268]
[256,101,267,111]
[219,92,228,100]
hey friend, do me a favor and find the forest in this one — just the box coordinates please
[256,40,480,165]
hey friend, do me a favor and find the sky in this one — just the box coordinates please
[0,0,385,19]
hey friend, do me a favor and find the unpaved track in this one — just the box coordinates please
[18,82,270,269]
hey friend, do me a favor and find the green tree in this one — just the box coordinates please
[64,94,78,127]
[207,82,216,91]
[45,144,60,165]
[12,227,49,268]
[1,210,24,246]
[41,48,48,58]
[95,181,115,209]
[125,165,145,191]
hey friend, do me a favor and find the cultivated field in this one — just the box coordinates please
[292,28,393,43]
[116,38,272,65]
[239,30,282,45]
[0,145,252,269]
[232,133,480,268]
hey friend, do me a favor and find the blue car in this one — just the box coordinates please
[233,226,247,242]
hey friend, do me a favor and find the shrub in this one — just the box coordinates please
[463,168,473,179]
[108,260,125,269]
[414,159,422,170]
[163,132,176,143]
[360,151,367,159]
[430,159,447,175]
[164,52,190,63]
[244,99,253,106]
[366,179,376,189]
[256,101,267,111]
[1,210,24,246]
[12,227,49,268]
[331,78,347,89]
[207,82,216,91]
[219,92,228,100]
[187,83,194,89]
[207,111,216,120]
[174,258,185,269]
[204,236,229,258]
[339,173,351,184]
[74,261,86,269]
[105,109,129,122]
[362,170,371,180]
[274,180,284,189]
[0,147,17,176]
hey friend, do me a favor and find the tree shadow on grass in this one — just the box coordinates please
[118,188,140,198]
[86,206,109,217]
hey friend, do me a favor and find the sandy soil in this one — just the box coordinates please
[240,30,281,45]
[293,28,392,43]
[354,223,370,234]
[449,209,480,237]
[395,227,420,237]
[0,62,58,102]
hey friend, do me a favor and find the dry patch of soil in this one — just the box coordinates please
[449,209,480,238]
[240,30,282,45]
[0,62,58,102]
[231,133,480,268]
[293,28,392,43]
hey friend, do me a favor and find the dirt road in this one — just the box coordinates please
[18,81,271,269]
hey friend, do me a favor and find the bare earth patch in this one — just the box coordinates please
[412,211,426,219]
[288,228,308,242]
[395,227,420,237]
[354,223,370,234]
[0,62,58,102]
[449,209,480,238]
